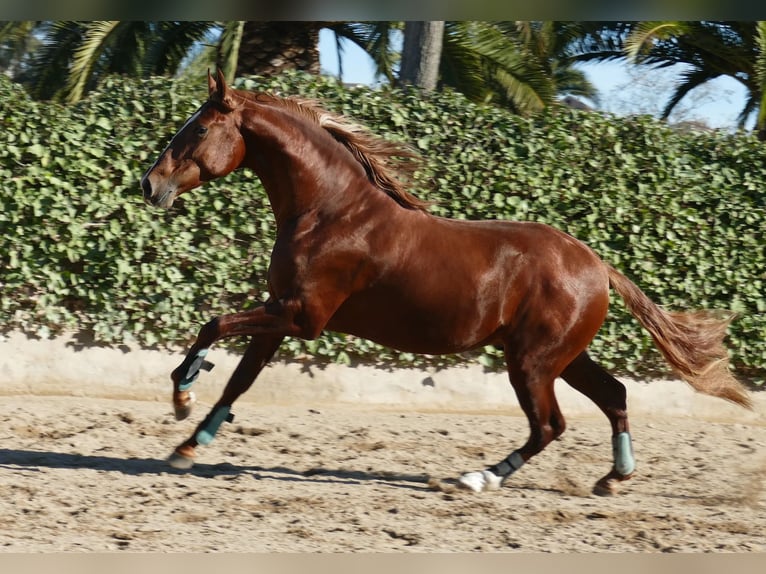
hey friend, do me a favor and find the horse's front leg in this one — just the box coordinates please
[171,343,214,421]
[168,333,284,469]
[166,303,303,469]
[169,303,301,420]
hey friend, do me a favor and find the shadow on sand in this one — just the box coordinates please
[0,448,436,492]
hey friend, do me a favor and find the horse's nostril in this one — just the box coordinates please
[141,177,152,198]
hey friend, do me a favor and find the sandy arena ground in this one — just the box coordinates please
[0,333,764,553]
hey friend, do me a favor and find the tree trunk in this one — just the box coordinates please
[399,21,444,91]
[235,22,321,78]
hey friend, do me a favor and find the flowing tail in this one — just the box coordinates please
[606,265,752,409]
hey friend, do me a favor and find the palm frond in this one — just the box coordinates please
[659,66,718,119]
[65,21,120,103]
[493,67,547,113]
[751,22,766,84]
[0,21,38,44]
[28,21,86,100]
[739,93,760,130]
[755,22,766,131]
[467,22,556,110]
[439,22,492,102]
[624,21,688,63]
[330,22,399,83]
[560,21,633,63]
[553,65,598,101]
[144,21,218,77]
[0,21,43,77]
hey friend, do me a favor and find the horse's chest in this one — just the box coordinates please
[267,231,370,296]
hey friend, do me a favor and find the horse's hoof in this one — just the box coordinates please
[457,470,504,493]
[173,391,196,421]
[167,451,195,470]
[593,471,633,496]
[592,479,619,496]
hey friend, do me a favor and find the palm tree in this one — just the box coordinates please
[230,21,322,78]
[1,20,597,115]
[353,21,597,114]
[0,21,215,102]
[562,21,766,137]
[400,21,445,91]
[755,22,766,139]
[230,21,404,84]
[624,21,766,137]
[437,21,597,113]
[0,21,390,102]
[0,21,41,78]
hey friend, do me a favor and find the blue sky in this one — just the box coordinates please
[318,29,752,131]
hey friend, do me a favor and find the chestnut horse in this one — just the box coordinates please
[140,71,750,495]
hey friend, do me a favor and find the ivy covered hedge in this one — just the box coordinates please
[0,71,764,385]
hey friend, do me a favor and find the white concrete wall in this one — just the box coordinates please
[1,331,763,423]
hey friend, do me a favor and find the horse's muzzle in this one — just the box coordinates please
[140,176,175,208]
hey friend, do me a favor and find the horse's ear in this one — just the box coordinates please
[208,69,236,111]
[207,69,217,97]
[216,69,228,91]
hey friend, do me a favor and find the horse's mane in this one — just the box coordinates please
[235,90,431,211]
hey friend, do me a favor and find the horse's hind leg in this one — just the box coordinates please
[560,351,635,495]
[168,334,283,469]
[458,355,566,493]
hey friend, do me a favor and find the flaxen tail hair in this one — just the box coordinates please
[607,265,751,408]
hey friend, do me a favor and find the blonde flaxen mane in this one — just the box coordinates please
[235,89,431,211]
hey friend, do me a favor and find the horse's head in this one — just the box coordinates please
[140,70,246,208]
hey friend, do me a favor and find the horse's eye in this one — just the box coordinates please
[196,126,208,137]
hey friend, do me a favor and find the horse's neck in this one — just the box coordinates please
[240,104,368,229]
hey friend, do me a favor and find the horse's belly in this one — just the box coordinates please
[325,291,504,355]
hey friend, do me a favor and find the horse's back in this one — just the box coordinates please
[326,214,610,354]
